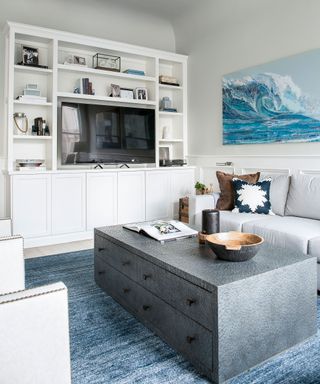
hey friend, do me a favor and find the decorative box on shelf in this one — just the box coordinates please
[93,53,121,72]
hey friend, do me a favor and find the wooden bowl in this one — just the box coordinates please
[206,231,264,262]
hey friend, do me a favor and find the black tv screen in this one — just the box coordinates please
[59,101,155,165]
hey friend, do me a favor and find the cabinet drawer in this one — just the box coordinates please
[95,258,212,371]
[95,234,214,330]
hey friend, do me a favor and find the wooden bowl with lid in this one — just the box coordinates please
[206,231,264,262]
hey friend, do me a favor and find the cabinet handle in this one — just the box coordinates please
[143,274,152,280]
[186,336,196,344]
[98,270,106,275]
[123,288,130,294]
[142,305,151,311]
[186,298,196,306]
[98,247,105,252]
[122,261,130,266]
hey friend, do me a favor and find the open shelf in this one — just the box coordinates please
[14,65,53,74]
[13,135,52,140]
[159,84,183,91]
[159,111,183,116]
[14,100,52,106]
[159,139,183,143]
[57,92,156,106]
[58,64,156,82]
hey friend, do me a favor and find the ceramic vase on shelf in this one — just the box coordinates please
[13,112,29,135]
[162,125,171,140]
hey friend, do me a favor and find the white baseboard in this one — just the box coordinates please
[24,231,93,248]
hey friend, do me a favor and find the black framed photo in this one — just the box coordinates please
[22,46,39,66]
[110,84,121,97]
[135,87,148,100]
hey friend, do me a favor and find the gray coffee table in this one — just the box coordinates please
[94,226,317,383]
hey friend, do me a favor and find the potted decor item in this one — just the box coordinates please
[195,181,208,195]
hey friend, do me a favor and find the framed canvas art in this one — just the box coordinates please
[222,49,320,145]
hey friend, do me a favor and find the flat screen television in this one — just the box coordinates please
[58,99,155,166]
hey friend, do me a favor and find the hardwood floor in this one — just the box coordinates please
[24,239,94,259]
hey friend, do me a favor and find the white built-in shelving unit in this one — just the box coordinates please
[4,22,188,172]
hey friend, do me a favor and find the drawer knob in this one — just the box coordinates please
[123,288,130,294]
[143,274,152,280]
[186,298,196,306]
[98,270,106,275]
[142,305,151,311]
[122,261,130,266]
[186,336,196,344]
[98,247,105,252]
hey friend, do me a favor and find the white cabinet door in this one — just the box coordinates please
[170,169,195,219]
[87,173,117,230]
[146,171,171,221]
[12,174,51,238]
[118,172,145,224]
[52,173,86,234]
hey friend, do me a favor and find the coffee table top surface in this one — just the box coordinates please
[95,226,315,292]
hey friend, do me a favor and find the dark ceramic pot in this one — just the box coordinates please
[206,231,264,262]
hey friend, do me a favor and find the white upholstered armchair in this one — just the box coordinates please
[0,219,72,384]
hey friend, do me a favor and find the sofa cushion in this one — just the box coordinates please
[285,173,320,220]
[232,178,272,214]
[243,216,320,255]
[219,211,272,232]
[216,171,260,211]
[308,237,320,263]
[269,175,290,216]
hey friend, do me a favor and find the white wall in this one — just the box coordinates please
[173,0,320,172]
[0,0,175,216]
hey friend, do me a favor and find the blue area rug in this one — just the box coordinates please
[25,250,320,384]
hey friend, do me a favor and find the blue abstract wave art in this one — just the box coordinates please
[223,51,320,145]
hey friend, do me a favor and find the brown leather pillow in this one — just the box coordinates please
[216,171,260,210]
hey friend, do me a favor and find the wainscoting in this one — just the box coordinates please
[188,154,320,189]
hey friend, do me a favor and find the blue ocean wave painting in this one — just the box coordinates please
[223,72,320,144]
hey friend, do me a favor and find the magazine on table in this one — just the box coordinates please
[123,220,198,242]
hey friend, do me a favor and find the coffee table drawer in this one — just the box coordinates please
[95,258,212,371]
[95,234,213,330]
[135,257,213,330]
[95,234,138,281]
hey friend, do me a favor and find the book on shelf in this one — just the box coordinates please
[123,220,198,242]
[76,78,94,95]
[123,69,145,76]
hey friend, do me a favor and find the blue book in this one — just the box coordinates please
[123,69,145,76]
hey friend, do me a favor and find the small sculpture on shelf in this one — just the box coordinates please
[13,112,29,135]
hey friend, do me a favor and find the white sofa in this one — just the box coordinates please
[190,173,320,291]
[0,219,72,384]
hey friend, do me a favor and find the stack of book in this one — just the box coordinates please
[16,95,48,104]
[76,78,94,95]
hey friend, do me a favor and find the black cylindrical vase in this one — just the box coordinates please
[202,209,220,234]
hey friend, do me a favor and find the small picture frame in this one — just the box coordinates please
[22,46,39,66]
[135,87,148,100]
[120,88,134,99]
[73,55,86,66]
[110,84,121,97]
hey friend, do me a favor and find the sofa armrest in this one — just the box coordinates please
[0,218,12,237]
[0,235,25,294]
[0,282,71,384]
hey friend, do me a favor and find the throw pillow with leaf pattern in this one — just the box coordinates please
[232,178,273,214]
